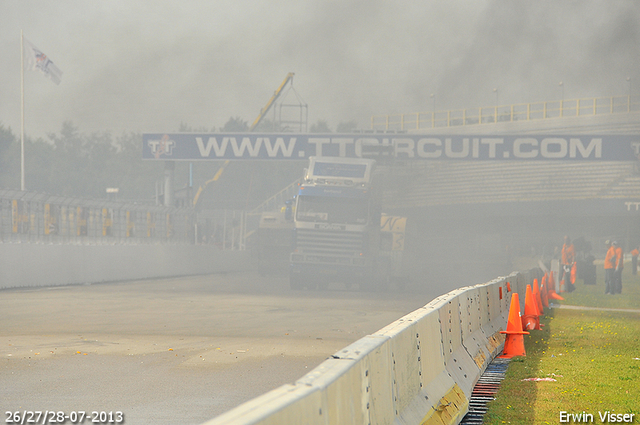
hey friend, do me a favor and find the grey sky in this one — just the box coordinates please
[1,1,638,140]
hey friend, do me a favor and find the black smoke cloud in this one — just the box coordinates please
[1,0,638,138]
[434,1,640,110]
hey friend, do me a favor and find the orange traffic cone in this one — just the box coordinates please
[548,288,564,301]
[522,284,541,330]
[499,293,529,358]
[506,281,511,292]
[533,279,544,316]
[547,270,564,301]
[540,275,550,309]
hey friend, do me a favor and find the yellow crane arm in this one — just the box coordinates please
[193,160,230,207]
[249,72,295,131]
[192,73,293,207]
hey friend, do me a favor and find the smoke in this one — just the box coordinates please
[433,1,640,109]
[0,0,638,139]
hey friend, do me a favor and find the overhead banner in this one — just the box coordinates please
[142,133,640,161]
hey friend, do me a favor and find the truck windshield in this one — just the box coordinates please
[296,196,368,224]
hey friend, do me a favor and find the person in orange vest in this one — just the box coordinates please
[631,246,639,276]
[604,240,617,295]
[561,235,576,292]
[613,241,624,294]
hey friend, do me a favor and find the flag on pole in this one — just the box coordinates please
[23,38,63,85]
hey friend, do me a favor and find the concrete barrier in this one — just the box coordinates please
[204,270,538,425]
[0,243,250,289]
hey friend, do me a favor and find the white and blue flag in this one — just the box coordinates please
[23,38,63,85]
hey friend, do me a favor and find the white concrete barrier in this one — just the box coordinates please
[204,270,539,425]
[0,243,250,289]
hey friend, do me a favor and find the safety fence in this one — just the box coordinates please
[204,269,540,425]
[0,189,247,247]
[194,209,248,250]
[371,94,640,131]
[0,189,194,244]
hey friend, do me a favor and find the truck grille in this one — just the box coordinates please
[295,228,364,256]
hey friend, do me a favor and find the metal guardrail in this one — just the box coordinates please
[249,177,302,216]
[194,209,247,250]
[371,95,640,131]
[236,178,301,247]
[0,189,195,245]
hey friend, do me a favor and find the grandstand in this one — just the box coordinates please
[375,108,640,284]
[382,110,640,209]
[384,161,640,209]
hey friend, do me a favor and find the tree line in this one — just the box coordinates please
[0,121,158,200]
[0,118,358,209]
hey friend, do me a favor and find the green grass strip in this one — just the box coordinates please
[484,265,640,424]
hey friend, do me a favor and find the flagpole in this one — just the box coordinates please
[20,29,25,192]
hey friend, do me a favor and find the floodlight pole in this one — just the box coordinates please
[627,77,631,113]
[20,29,25,191]
[493,88,498,122]
[559,82,564,117]
[430,93,435,128]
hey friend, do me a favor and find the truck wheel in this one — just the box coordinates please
[358,275,380,292]
[290,273,303,290]
[393,276,408,292]
[377,277,389,292]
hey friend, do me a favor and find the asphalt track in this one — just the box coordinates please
[0,272,447,425]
